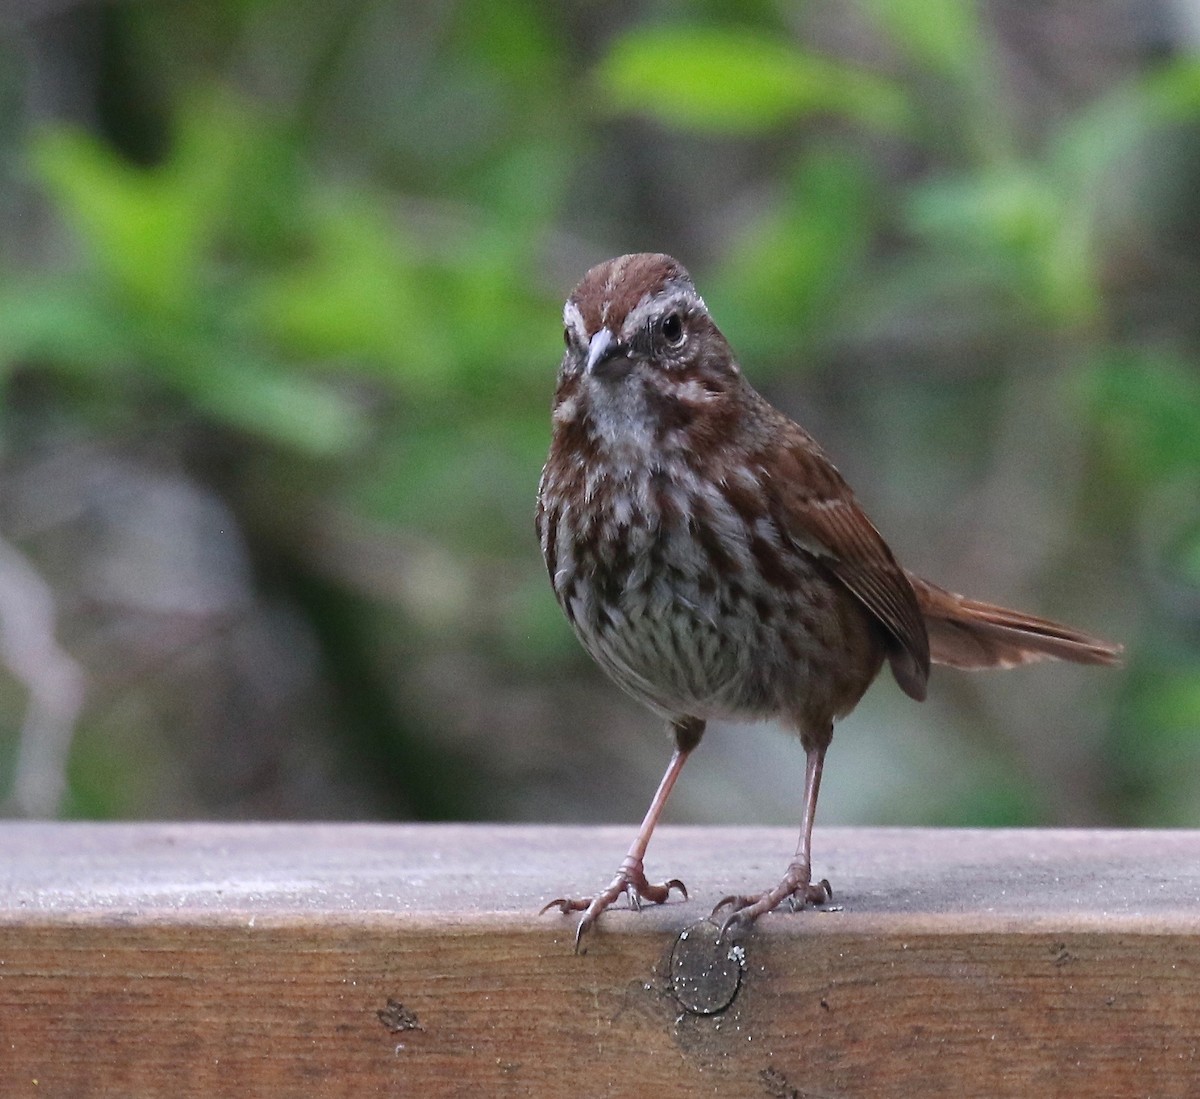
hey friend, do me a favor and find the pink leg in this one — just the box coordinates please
[714,742,832,932]
[542,746,691,951]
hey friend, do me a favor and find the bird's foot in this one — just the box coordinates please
[540,857,688,952]
[712,863,832,936]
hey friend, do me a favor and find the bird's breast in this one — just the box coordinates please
[540,457,882,723]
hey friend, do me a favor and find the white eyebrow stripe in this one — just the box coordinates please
[563,300,587,341]
[621,287,707,338]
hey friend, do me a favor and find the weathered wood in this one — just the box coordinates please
[0,823,1198,1097]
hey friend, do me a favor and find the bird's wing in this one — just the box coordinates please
[769,436,931,701]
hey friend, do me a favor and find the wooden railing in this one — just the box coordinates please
[1,823,1197,1096]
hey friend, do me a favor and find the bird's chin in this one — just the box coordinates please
[581,379,652,448]
[586,354,633,383]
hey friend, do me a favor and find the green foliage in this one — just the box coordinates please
[1109,664,1200,825]
[2,91,561,467]
[906,165,1101,325]
[706,152,877,365]
[596,26,912,134]
[1,98,366,455]
[1087,350,1200,487]
[0,3,1195,826]
[858,0,986,83]
[588,10,1200,828]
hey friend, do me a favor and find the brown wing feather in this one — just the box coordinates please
[770,438,931,701]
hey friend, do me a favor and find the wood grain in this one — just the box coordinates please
[0,824,1198,1097]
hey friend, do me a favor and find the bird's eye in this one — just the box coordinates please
[660,312,685,347]
[563,326,572,349]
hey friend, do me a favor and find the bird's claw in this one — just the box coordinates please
[538,896,590,917]
[540,862,688,952]
[713,877,833,937]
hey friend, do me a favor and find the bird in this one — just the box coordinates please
[535,252,1122,950]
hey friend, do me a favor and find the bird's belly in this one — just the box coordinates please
[584,593,753,720]
[564,543,878,725]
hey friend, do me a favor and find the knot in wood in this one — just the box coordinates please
[669,920,742,1015]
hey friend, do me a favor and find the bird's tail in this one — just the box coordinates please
[906,572,1123,671]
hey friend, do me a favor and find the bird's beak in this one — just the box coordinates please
[585,328,627,380]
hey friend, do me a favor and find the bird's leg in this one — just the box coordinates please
[714,741,832,932]
[542,719,702,952]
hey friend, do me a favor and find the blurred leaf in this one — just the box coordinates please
[1139,672,1200,737]
[1181,528,1200,586]
[1143,58,1200,121]
[0,280,132,375]
[907,165,1101,324]
[351,411,543,552]
[35,129,202,313]
[896,61,1200,330]
[1085,349,1200,483]
[709,152,875,363]
[921,771,1044,827]
[174,94,304,262]
[66,725,147,819]
[858,0,984,82]
[34,93,301,306]
[161,341,367,456]
[596,26,912,134]
[247,200,455,388]
[1035,61,1200,205]
[470,140,569,231]
[456,0,561,92]
[248,196,557,400]
[498,566,577,667]
[1111,662,1200,825]
[0,1,1172,831]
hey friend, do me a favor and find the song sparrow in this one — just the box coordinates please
[536,252,1121,950]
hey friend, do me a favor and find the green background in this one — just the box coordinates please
[0,1,1194,829]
